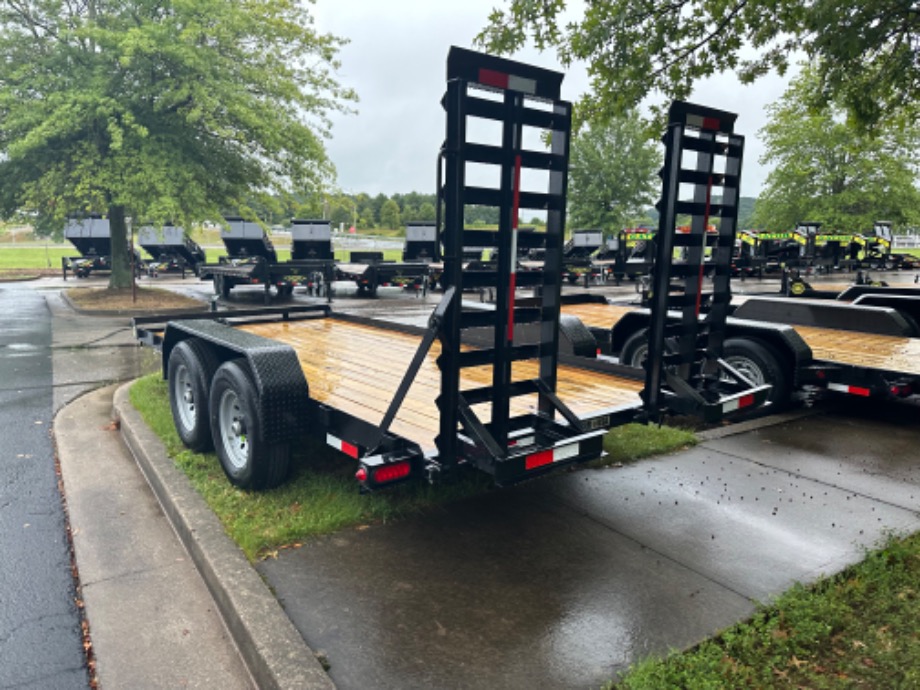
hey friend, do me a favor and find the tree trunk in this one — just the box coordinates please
[107,204,134,289]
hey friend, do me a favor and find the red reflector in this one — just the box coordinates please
[738,394,755,408]
[479,68,509,89]
[355,467,368,482]
[850,386,871,397]
[816,370,826,379]
[372,461,411,484]
[525,449,553,471]
[341,441,359,459]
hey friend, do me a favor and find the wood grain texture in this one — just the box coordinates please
[562,301,920,374]
[239,318,642,449]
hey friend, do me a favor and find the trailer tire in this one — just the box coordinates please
[168,339,220,452]
[209,359,291,490]
[723,338,790,407]
[620,329,649,369]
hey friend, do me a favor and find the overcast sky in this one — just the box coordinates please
[313,1,795,200]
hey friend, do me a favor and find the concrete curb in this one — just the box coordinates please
[696,405,824,442]
[60,288,209,317]
[113,383,335,690]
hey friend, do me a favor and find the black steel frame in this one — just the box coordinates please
[644,100,771,419]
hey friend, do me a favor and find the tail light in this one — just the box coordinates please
[356,460,412,486]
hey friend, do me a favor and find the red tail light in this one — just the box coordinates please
[369,461,411,484]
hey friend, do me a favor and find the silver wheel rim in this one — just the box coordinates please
[724,355,766,386]
[218,388,248,472]
[172,363,196,432]
[628,343,648,368]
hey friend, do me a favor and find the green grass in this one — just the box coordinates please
[129,373,696,560]
[600,423,696,466]
[614,531,920,689]
[0,246,72,269]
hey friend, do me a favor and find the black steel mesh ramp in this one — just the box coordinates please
[429,46,603,484]
[644,101,770,421]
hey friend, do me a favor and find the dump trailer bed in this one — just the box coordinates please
[235,316,644,451]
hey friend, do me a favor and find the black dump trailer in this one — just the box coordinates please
[135,48,767,493]
[517,229,606,286]
[289,219,337,296]
[561,229,605,284]
[138,224,206,278]
[62,214,143,279]
[403,222,439,262]
[198,217,334,301]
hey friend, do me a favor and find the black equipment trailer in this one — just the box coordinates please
[62,214,142,279]
[335,247,432,296]
[138,224,206,277]
[564,281,920,406]
[135,48,767,492]
[198,218,335,302]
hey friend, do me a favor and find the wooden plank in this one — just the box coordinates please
[562,303,633,329]
[563,300,920,376]
[793,326,920,375]
[238,317,644,449]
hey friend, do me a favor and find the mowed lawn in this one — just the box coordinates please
[0,246,73,270]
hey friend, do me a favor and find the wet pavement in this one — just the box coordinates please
[11,269,920,689]
[0,284,87,689]
[258,403,920,689]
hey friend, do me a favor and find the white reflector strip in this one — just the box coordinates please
[507,74,537,94]
[553,443,579,462]
[722,397,740,413]
[827,382,871,396]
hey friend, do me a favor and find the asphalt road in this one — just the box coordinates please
[0,284,87,689]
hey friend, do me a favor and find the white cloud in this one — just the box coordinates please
[314,1,794,199]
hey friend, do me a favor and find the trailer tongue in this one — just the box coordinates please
[135,47,768,492]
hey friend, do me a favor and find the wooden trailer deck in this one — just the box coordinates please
[239,318,643,450]
[561,302,920,376]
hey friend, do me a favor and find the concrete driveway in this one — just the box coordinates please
[258,403,920,689]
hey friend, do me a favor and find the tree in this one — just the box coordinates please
[568,115,660,232]
[477,0,919,129]
[380,199,401,229]
[0,0,355,288]
[417,202,437,222]
[750,68,920,233]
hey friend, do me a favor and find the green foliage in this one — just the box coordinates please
[750,67,920,233]
[616,531,920,689]
[477,0,919,130]
[597,423,696,466]
[379,198,402,230]
[569,115,660,232]
[0,0,356,287]
[0,247,71,270]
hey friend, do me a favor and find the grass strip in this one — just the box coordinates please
[614,531,920,689]
[0,246,73,269]
[130,373,695,561]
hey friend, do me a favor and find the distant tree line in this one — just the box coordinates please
[247,191,526,231]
